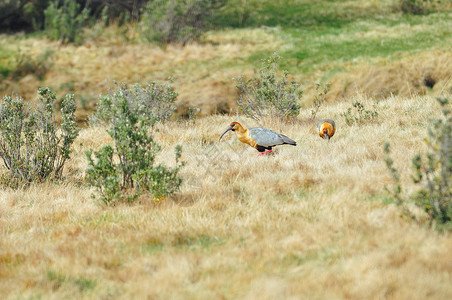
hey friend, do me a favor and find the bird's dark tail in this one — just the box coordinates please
[281,135,297,146]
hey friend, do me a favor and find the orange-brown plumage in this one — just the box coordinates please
[226,122,258,149]
[316,119,336,140]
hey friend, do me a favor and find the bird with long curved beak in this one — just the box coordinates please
[316,119,336,140]
[219,122,297,156]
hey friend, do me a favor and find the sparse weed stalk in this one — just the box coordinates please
[310,82,330,120]
[412,97,451,229]
[235,53,303,120]
[340,101,378,125]
[85,82,183,205]
[44,0,90,44]
[384,142,403,205]
[0,88,79,186]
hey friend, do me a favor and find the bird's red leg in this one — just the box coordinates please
[257,149,273,156]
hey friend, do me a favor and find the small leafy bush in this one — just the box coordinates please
[93,81,178,125]
[340,101,378,125]
[12,48,54,80]
[44,0,90,44]
[85,82,183,205]
[235,53,303,120]
[411,97,451,228]
[0,88,79,185]
[384,97,451,230]
[139,0,227,45]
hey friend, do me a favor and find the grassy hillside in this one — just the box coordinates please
[0,0,451,118]
[1,0,452,299]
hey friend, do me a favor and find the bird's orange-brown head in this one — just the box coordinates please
[229,122,240,131]
[219,122,246,141]
[319,122,335,140]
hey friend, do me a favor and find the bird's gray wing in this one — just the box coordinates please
[249,127,296,147]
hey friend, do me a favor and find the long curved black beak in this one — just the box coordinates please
[219,126,233,141]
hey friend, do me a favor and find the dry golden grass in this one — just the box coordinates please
[0,28,283,118]
[1,94,451,299]
[327,49,452,102]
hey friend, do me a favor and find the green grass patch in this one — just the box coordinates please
[0,45,15,79]
[141,235,229,253]
[141,238,164,254]
[0,253,25,268]
[46,269,97,292]
[365,194,397,205]
[172,234,228,250]
[46,269,67,290]
[74,277,97,292]
[85,212,129,226]
[243,11,452,76]
[282,247,343,266]
[214,0,394,28]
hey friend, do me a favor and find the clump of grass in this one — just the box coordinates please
[12,48,54,80]
[0,87,79,186]
[235,52,303,120]
[340,101,378,125]
[85,82,184,205]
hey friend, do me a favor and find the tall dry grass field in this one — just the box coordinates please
[1,94,451,299]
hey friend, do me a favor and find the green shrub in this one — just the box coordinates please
[85,82,183,205]
[44,0,90,44]
[93,81,178,125]
[234,53,303,120]
[139,0,227,45]
[0,88,79,185]
[340,101,378,125]
[412,97,451,228]
[384,97,451,230]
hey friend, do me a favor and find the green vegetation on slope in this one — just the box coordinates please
[0,0,451,115]
[249,11,452,74]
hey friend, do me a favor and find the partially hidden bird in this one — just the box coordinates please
[219,122,297,156]
[316,119,336,140]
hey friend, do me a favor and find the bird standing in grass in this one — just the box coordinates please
[316,119,336,140]
[219,122,296,156]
